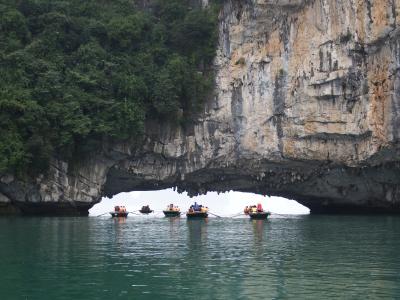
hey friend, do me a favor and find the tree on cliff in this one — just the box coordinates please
[0,0,219,176]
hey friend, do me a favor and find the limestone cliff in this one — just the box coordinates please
[1,0,400,214]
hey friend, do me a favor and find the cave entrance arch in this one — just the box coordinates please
[89,189,310,216]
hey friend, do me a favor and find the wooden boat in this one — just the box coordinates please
[248,211,270,220]
[244,203,270,220]
[110,211,129,218]
[139,206,153,214]
[110,206,128,218]
[163,210,181,217]
[186,202,208,219]
[186,211,208,219]
[163,204,181,217]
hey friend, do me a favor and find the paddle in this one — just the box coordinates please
[96,212,109,217]
[230,212,245,218]
[128,211,141,215]
[208,212,222,218]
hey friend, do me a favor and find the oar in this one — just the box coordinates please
[128,211,140,215]
[96,212,109,217]
[230,212,245,218]
[208,212,222,218]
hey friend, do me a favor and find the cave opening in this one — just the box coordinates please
[89,189,310,216]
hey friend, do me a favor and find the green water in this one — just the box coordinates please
[0,215,400,299]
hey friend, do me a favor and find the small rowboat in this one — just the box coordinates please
[110,212,129,218]
[186,211,208,219]
[248,211,270,220]
[163,210,181,217]
[139,205,153,214]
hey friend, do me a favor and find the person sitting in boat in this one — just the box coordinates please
[193,202,200,211]
[244,206,249,215]
[141,205,151,213]
[115,206,120,212]
[251,206,257,213]
[257,203,263,212]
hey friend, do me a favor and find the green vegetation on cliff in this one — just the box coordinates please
[0,0,219,175]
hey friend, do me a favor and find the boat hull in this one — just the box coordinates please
[110,212,129,218]
[249,212,270,220]
[186,212,208,219]
[163,211,181,217]
[139,210,153,214]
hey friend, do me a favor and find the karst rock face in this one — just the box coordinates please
[1,0,400,215]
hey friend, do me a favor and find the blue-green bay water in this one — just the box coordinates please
[0,215,400,299]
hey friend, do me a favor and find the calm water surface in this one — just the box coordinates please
[0,215,399,299]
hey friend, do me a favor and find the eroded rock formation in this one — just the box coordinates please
[1,0,400,214]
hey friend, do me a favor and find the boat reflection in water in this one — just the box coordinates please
[167,215,181,239]
[113,216,126,224]
[185,219,208,282]
[252,219,266,243]
[187,218,208,251]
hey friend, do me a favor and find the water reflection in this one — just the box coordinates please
[251,219,266,243]
[187,219,208,251]
[167,216,181,239]
[114,216,126,224]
